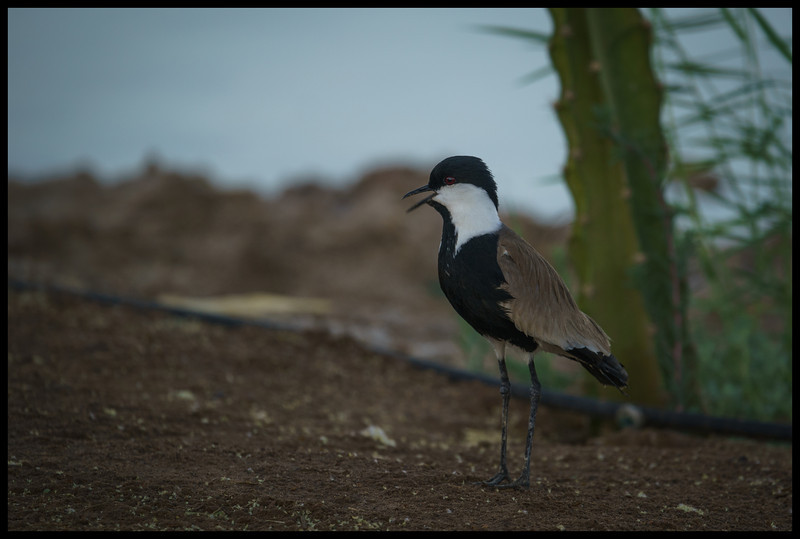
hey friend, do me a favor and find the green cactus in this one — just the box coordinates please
[548,8,694,406]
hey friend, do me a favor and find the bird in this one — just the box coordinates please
[403,155,628,489]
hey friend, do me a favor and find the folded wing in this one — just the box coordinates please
[496,225,628,389]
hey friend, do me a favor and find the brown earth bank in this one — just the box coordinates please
[7,165,792,531]
[7,163,570,368]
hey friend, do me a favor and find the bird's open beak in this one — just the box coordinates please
[402,184,436,213]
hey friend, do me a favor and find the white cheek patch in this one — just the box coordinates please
[435,183,502,253]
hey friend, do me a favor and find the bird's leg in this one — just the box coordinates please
[475,340,511,486]
[498,354,541,490]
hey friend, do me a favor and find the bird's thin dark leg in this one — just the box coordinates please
[475,341,511,486]
[497,354,541,490]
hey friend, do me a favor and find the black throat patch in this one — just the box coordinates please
[434,207,538,353]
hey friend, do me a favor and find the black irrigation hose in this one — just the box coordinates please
[9,279,792,442]
[381,350,792,441]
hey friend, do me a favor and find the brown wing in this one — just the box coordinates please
[496,225,611,357]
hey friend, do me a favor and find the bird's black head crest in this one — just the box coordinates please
[429,156,498,209]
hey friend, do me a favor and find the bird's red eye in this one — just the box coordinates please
[444,176,456,185]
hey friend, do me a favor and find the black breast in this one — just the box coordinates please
[436,218,539,353]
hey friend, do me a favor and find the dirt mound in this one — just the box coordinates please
[8,163,568,364]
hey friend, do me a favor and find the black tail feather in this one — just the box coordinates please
[567,347,629,394]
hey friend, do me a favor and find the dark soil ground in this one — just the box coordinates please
[7,164,792,531]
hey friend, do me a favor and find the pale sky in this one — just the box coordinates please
[7,8,792,222]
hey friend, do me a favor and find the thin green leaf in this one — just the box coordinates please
[474,24,551,45]
[665,60,751,79]
[747,8,792,64]
[657,10,727,33]
[719,8,748,42]
[515,65,554,86]
[673,90,788,128]
[705,78,792,106]
[662,83,695,96]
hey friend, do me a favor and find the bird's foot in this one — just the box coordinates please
[492,474,530,490]
[473,470,510,487]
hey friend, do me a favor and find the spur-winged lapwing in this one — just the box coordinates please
[403,155,628,489]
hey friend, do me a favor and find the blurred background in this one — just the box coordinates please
[8,8,568,220]
[8,8,790,222]
[7,8,792,425]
